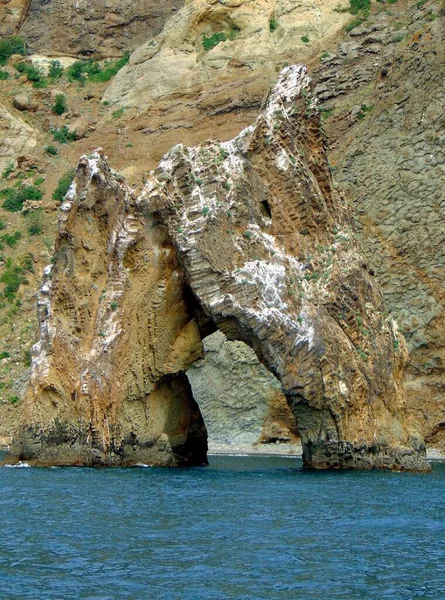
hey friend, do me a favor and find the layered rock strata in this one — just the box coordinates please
[8,66,430,470]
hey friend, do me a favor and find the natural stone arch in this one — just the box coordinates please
[7,66,429,471]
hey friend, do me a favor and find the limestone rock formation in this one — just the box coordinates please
[0,0,27,37]
[187,331,301,452]
[8,66,430,471]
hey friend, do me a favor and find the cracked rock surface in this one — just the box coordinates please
[7,66,430,471]
[312,3,445,451]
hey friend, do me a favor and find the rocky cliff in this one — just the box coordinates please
[7,66,429,470]
[311,3,445,451]
[99,0,351,172]
[92,0,445,453]
[1,1,184,58]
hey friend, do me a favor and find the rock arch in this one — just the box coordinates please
[8,66,429,471]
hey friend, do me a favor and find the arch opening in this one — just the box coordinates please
[186,330,301,458]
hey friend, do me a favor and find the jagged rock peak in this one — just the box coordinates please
[7,66,430,471]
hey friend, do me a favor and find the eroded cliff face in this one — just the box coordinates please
[13,153,207,466]
[0,0,28,37]
[8,66,429,471]
[311,3,445,451]
[99,0,350,172]
[0,0,442,458]
[0,102,38,172]
[5,1,184,58]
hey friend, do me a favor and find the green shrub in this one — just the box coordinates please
[48,60,64,80]
[202,32,227,51]
[52,126,76,144]
[357,347,368,362]
[0,220,6,231]
[67,54,129,83]
[357,103,374,119]
[349,0,370,14]
[0,351,10,360]
[301,35,310,43]
[1,231,22,247]
[345,16,366,32]
[321,108,334,120]
[112,107,125,119]
[52,93,67,115]
[425,11,437,21]
[392,32,405,42]
[67,60,87,82]
[52,169,76,201]
[88,54,130,82]
[15,62,47,87]
[23,348,32,367]
[44,145,58,156]
[0,36,26,66]
[269,17,278,32]
[1,185,42,212]
[21,253,34,274]
[27,210,43,235]
[0,258,28,301]
[9,396,20,405]
[0,70,9,80]
[2,161,15,179]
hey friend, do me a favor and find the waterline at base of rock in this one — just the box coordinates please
[208,442,303,456]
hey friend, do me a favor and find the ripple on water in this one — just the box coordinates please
[0,454,444,600]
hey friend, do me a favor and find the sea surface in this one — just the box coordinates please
[0,453,443,600]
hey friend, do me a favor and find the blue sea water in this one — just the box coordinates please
[0,453,443,600]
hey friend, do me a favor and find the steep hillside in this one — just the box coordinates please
[311,1,445,450]
[0,0,443,454]
[1,1,183,57]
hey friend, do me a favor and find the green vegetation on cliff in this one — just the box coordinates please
[67,54,130,83]
[52,170,76,201]
[0,36,26,66]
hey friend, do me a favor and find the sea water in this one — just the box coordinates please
[0,454,443,600]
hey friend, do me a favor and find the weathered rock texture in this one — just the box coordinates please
[312,2,445,451]
[98,0,350,171]
[8,66,429,471]
[11,156,208,466]
[0,0,28,37]
[187,331,301,452]
[15,0,183,58]
[0,101,37,172]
